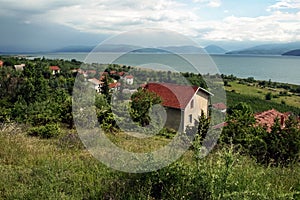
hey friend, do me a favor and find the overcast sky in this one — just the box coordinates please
[0,0,300,52]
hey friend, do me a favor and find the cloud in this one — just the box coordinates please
[0,0,299,43]
[267,0,300,11]
[200,11,300,42]
[193,0,222,7]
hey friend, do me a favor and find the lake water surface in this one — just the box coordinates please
[31,53,300,85]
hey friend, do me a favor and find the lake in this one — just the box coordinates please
[31,53,300,85]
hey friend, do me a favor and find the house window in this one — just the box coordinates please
[189,114,193,123]
[190,99,194,109]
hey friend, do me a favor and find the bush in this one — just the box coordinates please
[265,92,273,100]
[28,123,60,139]
[158,127,177,138]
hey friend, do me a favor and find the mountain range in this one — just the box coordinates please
[52,44,227,54]
[3,42,300,56]
[226,42,300,55]
[282,49,300,56]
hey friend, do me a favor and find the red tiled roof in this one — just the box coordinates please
[88,78,103,85]
[100,76,106,81]
[125,75,134,79]
[109,82,121,88]
[118,71,125,76]
[145,83,200,109]
[214,109,293,132]
[212,103,227,110]
[49,66,60,71]
[0,60,3,66]
[110,70,117,74]
[254,109,290,132]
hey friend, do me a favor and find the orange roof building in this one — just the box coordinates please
[254,109,290,132]
[49,66,60,75]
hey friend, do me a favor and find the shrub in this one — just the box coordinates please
[265,92,273,100]
[28,123,60,139]
[158,127,176,138]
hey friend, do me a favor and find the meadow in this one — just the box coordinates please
[1,124,300,199]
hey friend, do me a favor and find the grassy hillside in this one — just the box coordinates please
[0,125,300,199]
[225,80,300,115]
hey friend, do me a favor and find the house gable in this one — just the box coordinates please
[145,82,211,132]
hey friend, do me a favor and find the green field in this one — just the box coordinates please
[225,81,300,113]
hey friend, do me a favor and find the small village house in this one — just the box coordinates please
[145,83,212,132]
[255,109,290,132]
[14,64,25,71]
[49,66,60,75]
[212,102,227,113]
[88,78,104,93]
[0,60,3,67]
[125,75,134,85]
[212,109,292,132]
[109,82,121,91]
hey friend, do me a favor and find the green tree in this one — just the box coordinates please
[130,88,162,126]
[265,92,272,100]
[222,102,256,144]
[101,75,111,102]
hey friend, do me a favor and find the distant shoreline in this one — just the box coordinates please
[1,53,299,85]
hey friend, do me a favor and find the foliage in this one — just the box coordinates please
[226,91,300,115]
[260,116,300,166]
[28,123,61,139]
[223,102,300,166]
[130,88,162,126]
[265,92,273,100]
[1,125,300,199]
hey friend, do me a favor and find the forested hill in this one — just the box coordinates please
[282,49,300,56]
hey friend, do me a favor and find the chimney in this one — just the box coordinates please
[280,115,285,127]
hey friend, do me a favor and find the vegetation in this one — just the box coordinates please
[0,125,300,199]
[130,88,162,126]
[0,56,300,199]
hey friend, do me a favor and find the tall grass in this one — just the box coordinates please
[0,128,299,199]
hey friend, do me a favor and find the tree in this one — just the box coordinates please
[265,92,272,100]
[261,116,300,166]
[101,75,111,102]
[222,102,256,144]
[130,88,162,126]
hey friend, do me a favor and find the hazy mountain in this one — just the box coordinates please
[53,44,141,53]
[226,42,300,55]
[51,44,225,54]
[52,45,95,52]
[160,45,204,53]
[282,49,300,56]
[130,48,170,53]
[204,45,227,54]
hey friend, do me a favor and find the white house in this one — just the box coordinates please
[124,75,134,85]
[145,82,212,133]
[88,78,104,93]
[14,64,25,71]
[49,66,60,75]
